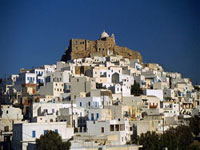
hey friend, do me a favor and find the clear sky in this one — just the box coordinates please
[0,0,199,84]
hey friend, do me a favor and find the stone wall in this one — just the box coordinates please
[61,36,142,62]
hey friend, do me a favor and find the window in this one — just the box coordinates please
[80,102,82,107]
[55,129,58,133]
[88,102,91,107]
[4,126,9,132]
[32,131,36,138]
[44,130,47,134]
[101,127,104,133]
[29,77,32,83]
[96,113,99,119]
[110,125,114,131]
[91,113,94,121]
[115,124,119,131]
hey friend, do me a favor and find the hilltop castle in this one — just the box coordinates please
[61,31,142,62]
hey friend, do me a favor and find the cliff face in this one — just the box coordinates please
[61,33,142,62]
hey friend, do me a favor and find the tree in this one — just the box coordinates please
[137,125,193,150]
[131,81,143,96]
[189,141,200,150]
[160,126,193,150]
[161,127,178,150]
[138,131,161,150]
[190,115,200,138]
[176,125,193,150]
[36,130,71,150]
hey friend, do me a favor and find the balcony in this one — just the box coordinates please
[149,104,158,109]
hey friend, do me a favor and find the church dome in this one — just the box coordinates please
[100,31,109,39]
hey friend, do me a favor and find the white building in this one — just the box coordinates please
[12,122,74,150]
[39,82,64,97]
[163,89,175,99]
[32,68,45,84]
[75,96,111,110]
[43,64,56,76]
[88,108,112,121]
[145,89,163,101]
[70,76,96,100]
[153,82,168,90]
[16,72,37,85]
[87,118,132,145]
[45,71,70,84]
[56,61,69,72]
[163,102,180,117]
[0,105,23,142]
[31,102,73,119]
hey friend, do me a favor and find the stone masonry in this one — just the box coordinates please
[61,31,142,63]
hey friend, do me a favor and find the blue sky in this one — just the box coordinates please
[0,0,199,84]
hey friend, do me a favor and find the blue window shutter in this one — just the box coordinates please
[44,130,47,134]
[91,113,94,121]
[96,113,99,119]
[32,131,36,137]
[55,129,58,133]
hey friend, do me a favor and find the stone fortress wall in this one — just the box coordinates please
[61,31,142,62]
